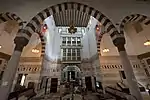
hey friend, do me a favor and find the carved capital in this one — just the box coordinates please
[117,44,125,52]
[14,37,29,51]
[113,37,126,52]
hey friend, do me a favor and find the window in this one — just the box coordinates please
[77,57,81,60]
[72,37,76,46]
[67,49,71,56]
[67,37,71,46]
[77,49,80,56]
[72,49,76,56]
[62,37,66,46]
[61,36,82,61]
[63,57,66,61]
[77,37,81,46]
[62,37,81,46]
[61,48,81,61]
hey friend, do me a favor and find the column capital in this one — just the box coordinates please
[113,37,126,51]
[14,37,29,52]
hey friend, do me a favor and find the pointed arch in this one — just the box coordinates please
[0,12,24,29]
[18,2,122,56]
[120,14,150,34]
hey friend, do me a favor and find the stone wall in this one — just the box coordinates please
[100,56,149,87]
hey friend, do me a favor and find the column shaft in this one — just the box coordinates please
[0,50,22,100]
[119,49,143,100]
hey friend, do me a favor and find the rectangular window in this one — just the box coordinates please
[62,37,66,46]
[72,53,76,56]
[63,57,66,61]
[72,37,76,46]
[77,49,80,56]
[77,57,81,60]
[77,37,81,46]
[67,37,71,46]
[63,53,66,56]
[61,36,82,61]
[67,56,71,61]
[72,57,76,60]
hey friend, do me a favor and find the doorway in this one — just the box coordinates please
[50,78,58,93]
[62,65,81,82]
[85,76,92,91]
[67,71,75,81]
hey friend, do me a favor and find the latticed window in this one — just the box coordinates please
[62,37,66,46]
[77,37,81,46]
[72,37,76,46]
[61,35,82,61]
[61,48,81,61]
[62,36,81,46]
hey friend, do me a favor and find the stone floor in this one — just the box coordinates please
[32,92,101,100]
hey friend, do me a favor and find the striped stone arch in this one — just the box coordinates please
[18,2,122,56]
[0,12,24,29]
[120,14,150,34]
[97,31,105,55]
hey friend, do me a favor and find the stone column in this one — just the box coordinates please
[91,76,96,91]
[114,38,143,100]
[38,55,46,90]
[0,37,28,100]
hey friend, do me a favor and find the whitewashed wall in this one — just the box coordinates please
[86,17,98,58]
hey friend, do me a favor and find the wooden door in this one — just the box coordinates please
[50,78,58,93]
[85,76,92,91]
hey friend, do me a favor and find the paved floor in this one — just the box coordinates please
[32,92,101,100]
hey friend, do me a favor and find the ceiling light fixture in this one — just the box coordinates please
[41,24,48,34]
[144,40,150,46]
[102,48,109,53]
[143,32,150,46]
[32,49,40,53]
[0,45,2,48]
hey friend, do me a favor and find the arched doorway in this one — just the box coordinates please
[61,65,81,82]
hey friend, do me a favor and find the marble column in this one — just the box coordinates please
[38,55,46,89]
[114,37,143,100]
[0,37,28,100]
